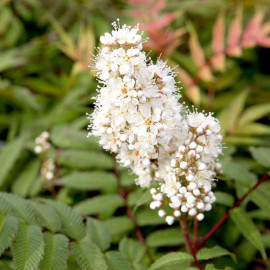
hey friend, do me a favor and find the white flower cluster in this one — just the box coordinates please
[34,131,51,154]
[89,21,183,187]
[150,112,223,225]
[90,22,223,225]
[34,131,55,182]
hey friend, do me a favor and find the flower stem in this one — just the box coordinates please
[196,173,269,250]
[180,219,203,270]
[112,154,153,262]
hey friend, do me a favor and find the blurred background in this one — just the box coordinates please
[0,0,270,269]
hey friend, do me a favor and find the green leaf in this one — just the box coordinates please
[105,251,134,270]
[234,122,270,136]
[149,252,193,270]
[43,199,86,240]
[221,160,257,188]
[30,202,62,233]
[0,48,26,72]
[119,238,146,264]
[57,149,113,170]
[132,189,152,213]
[74,194,124,216]
[249,146,270,168]
[218,89,248,133]
[57,171,117,191]
[0,137,25,188]
[230,207,266,259]
[205,265,219,270]
[104,217,134,237]
[0,213,18,256]
[238,102,270,126]
[86,218,111,251]
[71,241,108,270]
[11,159,41,197]
[196,246,236,262]
[146,228,185,247]
[214,192,234,207]
[0,192,35,223]
[13,223,44,270]
[136,209,166,226]
[249,184,270,213]
[39,232,68,270]
[50,126,100,150]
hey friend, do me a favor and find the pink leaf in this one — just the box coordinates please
[257,36,270,47]
[153,0,167,14]
[262,21,270,36]
[189,26,213,81]
[241,9,264,48]
[212,10,225,71]
[227,5,242,57]
[174,65,200,105]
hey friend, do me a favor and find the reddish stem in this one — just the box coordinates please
[112,154,153,262]
[196,173,269,251]
[180,220,203,270]
[193,218,198,248]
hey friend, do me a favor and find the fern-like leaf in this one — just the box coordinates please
[13,223,44,270]
[42,199,86,240]
[0,213,18,256]
[0,192,35,224]
[39,232,68,270]
[31,201,62,233]
[71,241,108,270]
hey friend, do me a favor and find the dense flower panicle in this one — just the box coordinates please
[90,22,183,187]
[90,22,223,224]
[150,111,223,224]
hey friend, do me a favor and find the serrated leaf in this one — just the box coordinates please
[58,149,113,170]
[104,217,134,237]
[205,265,219,270]
[31,201,62,233]
[0,213,18,256]
[50,126,100,150]
[196,246,236,262]
[234,122,270,135]
[218,89,248,133]
[221,160,257,188]
[74,194,124,216]
[227,4,242,57]
[249,183,270,213]
[105,251,134,270]
[11,159,41,197]
[119,238,146,264]
[133,189,152,213]
[188,23,213,81]
[86,218,111,251]
[214,192,234,207]
[0,192,36,223]
[212,10,225,71]
[249,147,270,168]
[57,171,117,191]
[39,232,68,270]
[0,137,25,188]
[43,199,86,240]
[146,228,185,247]
[149,252,193,270]
[136,209,166,226]
[71,241,108,270]
[249,209,270,220]
[230,207,266,259]
[238,102,270,126]
[0,48,26,72]
[13,223,44,270]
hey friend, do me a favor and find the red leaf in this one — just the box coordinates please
[241,9,264,48]
[212,10,225,71]
[227,5,242,57]
[189,26,213,81]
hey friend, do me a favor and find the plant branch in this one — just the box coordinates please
[112,154,153,262]
[193,218,198,248]
[196,173,269,250]
[180,219,203,270]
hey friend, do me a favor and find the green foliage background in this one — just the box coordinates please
[0,0,270,269]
